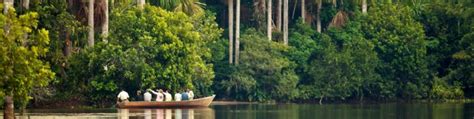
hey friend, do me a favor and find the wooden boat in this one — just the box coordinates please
[117,95,216,108]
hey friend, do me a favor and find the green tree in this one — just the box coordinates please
[287,20,318,80]
[416,3,473,99]
[191,11,224,96]
[301,19,382,103]
[363,4,429,99]
[215,29,299,101]
[31,0,84,80]
[0,6,54,108]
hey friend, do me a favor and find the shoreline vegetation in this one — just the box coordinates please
[1,0,473,114]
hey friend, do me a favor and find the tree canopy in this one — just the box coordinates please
[0,5,54,108]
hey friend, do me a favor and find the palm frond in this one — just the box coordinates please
[328,10,348,28]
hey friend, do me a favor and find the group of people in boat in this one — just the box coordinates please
[116,89,194,103]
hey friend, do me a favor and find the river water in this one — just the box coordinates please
[2,102,474,119]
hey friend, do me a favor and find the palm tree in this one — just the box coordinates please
[267,0,272,41]
[88,0,94,47]
[154,0,179,10]
[70,0,107,47]
[3,0,13,14]
[328,10,348,28]
[362,0,367,14]
[228,0,234,64]
[328,0,348,28]
[153,0,205,15]
[138,0,145,10]
[102,0,109,38]
[301,0,305,23]
[277,0,282,31]
[174,0,205,15]
[253,0,266,29]
[316,0,321,32]
[22,0,30,9]
[283,0,288,45]
[235,0,240,64]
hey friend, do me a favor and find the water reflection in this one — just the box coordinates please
[156,109,164,119]
[165,109,172,119]
[6,103,474,119]
[118,108,214,119]
[145,109,152,119]
[118,109,129,119]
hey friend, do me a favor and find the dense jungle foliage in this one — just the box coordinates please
[0,0,473,108]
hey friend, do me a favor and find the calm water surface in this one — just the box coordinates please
[2,102,474,119]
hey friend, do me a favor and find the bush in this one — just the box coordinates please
[430,77,463,99]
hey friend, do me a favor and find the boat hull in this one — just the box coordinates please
[117,95,215,108]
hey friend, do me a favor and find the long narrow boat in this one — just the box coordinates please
[117,95,216,108]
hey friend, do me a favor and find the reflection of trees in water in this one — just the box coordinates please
[117,108,214,119]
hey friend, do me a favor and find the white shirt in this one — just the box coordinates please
[174,93,182,101]
[164,92,172,101]
[144,92,152,101]
[117,91,129,101]
[188,91,194,100]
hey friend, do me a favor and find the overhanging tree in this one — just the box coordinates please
[0,5,54,114]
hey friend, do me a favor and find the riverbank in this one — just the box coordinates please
[211,101,257,105]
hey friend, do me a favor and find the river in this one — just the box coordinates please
[2,102,474,119]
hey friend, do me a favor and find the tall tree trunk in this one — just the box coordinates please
[362,0,367,14]
[291,0,297,19]
[283,0,288,45]
[4,96,14,119]
[2,2,14,117]
[301,0,305,23]
[332,0,337,7]
[267,0,272,41]
[277,0,282,31]
[138,0,145,10]
[88,0,95,47]
[228,0,234,64]
[111,0,115,10]
[102,0,109,39]
[3,0,13,14]
[22,0,29,9]
[316,0,321,33]
[3,0,13,40]
[235,0,240,64]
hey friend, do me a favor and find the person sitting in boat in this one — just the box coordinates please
[117,90,130,103]
[187,89,194,100]
[174,92,182,101]
[164,90,172,101]
[136,90,143,101]
[144,91,152,102]
[148,89,164,102]
[181,91,189,101]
